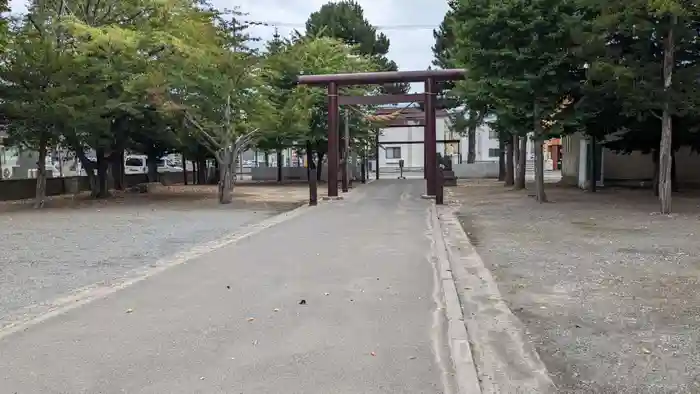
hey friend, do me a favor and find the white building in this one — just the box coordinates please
[376,108,534,172]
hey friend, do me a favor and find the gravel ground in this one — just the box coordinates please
[0,186,306,330]
[450,181,700,393]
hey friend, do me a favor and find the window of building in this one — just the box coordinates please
[489,129,499,140]
[488,148,501,158]
[385,147,401,159]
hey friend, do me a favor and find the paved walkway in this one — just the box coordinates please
[0,180,458,394]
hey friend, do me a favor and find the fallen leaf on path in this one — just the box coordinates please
[247,317,255,322]
[370,352,376,356]
[125,309,133,314]
[273,308,280,312]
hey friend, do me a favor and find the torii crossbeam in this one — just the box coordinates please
[297,69,466,198]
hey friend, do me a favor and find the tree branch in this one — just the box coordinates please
[26,15,44,37]
[182,111,221,154]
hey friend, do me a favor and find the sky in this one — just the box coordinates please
[8,0,449,89]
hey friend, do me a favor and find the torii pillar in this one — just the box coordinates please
[424,77,437,196]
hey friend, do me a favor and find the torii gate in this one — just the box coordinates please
[297,69,465,198]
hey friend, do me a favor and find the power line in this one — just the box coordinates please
[244,20,438,30]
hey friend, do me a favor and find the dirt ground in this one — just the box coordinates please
[0,182,310,331]
[450,181,700,393]
[0,182,311,214]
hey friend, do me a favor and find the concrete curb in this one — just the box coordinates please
[436,199,556,393]
[429,204,482,394]
[0,202,313,341]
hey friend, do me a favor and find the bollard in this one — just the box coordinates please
[435,164,444,205]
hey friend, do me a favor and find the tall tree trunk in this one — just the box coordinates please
[505,137,515,186]
[111,150,125,190]
[514,135,527,189]
[217,155,234,204]
[182,153,188,185]
[193,160,198,184]
[534,139,547,202]
[533,103,547,202]
[197,156,207,185]
[305,147,312,180]
[498,136,506,181]
[146,151,159,183]
[264,151,269,167]
[276,149,283,182]
[34,134,48,209]
[306,142,317,205]
[74,147,98,196]
[659,15,676,214]
[467,110,477,163]
[95,148,109,198]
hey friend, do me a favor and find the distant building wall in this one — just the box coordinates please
[560,133,700,187]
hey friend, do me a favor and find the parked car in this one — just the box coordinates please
[124,155,147,174]
[124,155,183,174]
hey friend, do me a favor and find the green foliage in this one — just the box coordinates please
[305,0,409,94]
[450,0,585,137]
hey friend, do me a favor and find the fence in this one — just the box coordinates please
[0,172,192,202]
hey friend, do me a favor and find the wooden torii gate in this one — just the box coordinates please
[297,69,465,198]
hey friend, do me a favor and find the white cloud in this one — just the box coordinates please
[9,0,448,74]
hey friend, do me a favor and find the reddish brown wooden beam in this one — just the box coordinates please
[381,122,424,128]
[337,93,424,106]
[298,69,466,86]
[377,122,425,127]
[379,139,461,144]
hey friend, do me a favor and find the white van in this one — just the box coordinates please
[124,155,147,174]
[124,155,183,174]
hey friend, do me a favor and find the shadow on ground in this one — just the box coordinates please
[0,183,310,214]
[450,180,700,393]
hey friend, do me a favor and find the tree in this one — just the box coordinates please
[449,0,585,201]
[257,29,300,182]
[9,0,201,198]
[290,36,378,180]
[305,0,409,94]
[584,0,700,213]
[0,9,76,207]
[151,8,276,203]
[433,9,492,164]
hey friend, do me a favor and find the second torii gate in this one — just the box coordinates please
[297,69,465,198]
